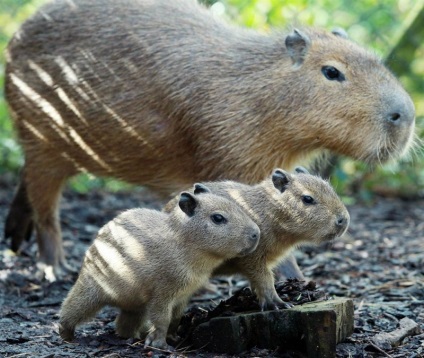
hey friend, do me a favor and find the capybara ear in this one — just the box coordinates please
[179,192,198,217]
[193,183,211,195]
[272,169,290,192]
[331,27,349,39]
[294,166,310,174]
[285,29,311,66]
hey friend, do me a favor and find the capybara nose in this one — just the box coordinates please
[335,214,349,236]
[386,95,415,127]
[247,226,260,252]
[251,226,260,242]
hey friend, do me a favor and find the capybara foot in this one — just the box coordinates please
[59,323,75,342]
[36,261,72,282]
[5,209,34,252]
[145,332,174,351]
[260,295,292,311]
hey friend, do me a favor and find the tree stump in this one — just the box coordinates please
[191,297,354,357]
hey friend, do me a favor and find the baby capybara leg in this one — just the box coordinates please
[59,281,104,341]
[116,308,148,339]
[145,299,174,350]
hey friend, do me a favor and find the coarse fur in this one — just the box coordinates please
[164,167,350,310]
[59,187,260,350]
[4,0,414,280]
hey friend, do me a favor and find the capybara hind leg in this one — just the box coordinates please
[5,176,34,252]
[25,166,70,281]
[116,308,148,339]
[59,282,104,341]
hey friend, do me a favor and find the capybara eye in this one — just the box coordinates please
[211,214,227,224]
[321,66,345,81]
[302,195,315,204]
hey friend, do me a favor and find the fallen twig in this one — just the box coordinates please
[372,317,422,349]
[367,340,393,358]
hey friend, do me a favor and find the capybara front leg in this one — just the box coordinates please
[145,300,174,351]
[5,173,34,252]
[245,263,292,310]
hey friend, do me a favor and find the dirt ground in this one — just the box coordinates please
[0,173,423,358]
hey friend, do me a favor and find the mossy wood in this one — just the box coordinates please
[191,297,354,357]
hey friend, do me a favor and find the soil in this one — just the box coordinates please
[0,173,423,358]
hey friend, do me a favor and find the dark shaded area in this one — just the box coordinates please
[0,173,423,357]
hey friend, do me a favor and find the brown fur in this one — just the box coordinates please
[59,187,260,350]
[4,0,414,279]
[164,167,349,309]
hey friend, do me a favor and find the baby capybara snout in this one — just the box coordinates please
[321,208,350,242]
[335,213,350,237]
[239,225,260,256]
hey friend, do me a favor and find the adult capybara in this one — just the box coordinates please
[4,0,415,280]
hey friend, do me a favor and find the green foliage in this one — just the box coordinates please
[68,174,134,193]
[1,0,424,197]
[0,0,48,174]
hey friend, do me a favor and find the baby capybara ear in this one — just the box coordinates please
[272,169,290,193]
[294,166,310,174]
[193,183,211,195]
[179,192,198,217]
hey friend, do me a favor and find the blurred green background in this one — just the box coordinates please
[1,0,423,200]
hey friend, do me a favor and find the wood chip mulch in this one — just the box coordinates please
[0,174,423,357]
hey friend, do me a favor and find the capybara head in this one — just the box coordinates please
[175,184,260,257]
[278,28,415,164]
[265,166,349,243]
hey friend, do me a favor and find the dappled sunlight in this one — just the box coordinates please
[29,60,88,125]
[54,56,79,85]
[102,104,154,149]
[21,120,48,143]
[68,128,111,171]
[84,249,119,299]
[102,219,147,262]
[9,73,65,128]
[227,188,260,221]
[60,152,88,172]
[86,240,137,296]
[9,64,115,172]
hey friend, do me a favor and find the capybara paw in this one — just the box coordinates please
[278,301,293,309]
[260,296,291,311]
[260,301,279,311]
[35,261,72,282]
[59,323,75,342]
[36,263,58,282]
[145,334,174,351]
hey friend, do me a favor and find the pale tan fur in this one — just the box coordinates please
[4,0,414,280]
[164,168,350,309]
[59,188,259,350]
